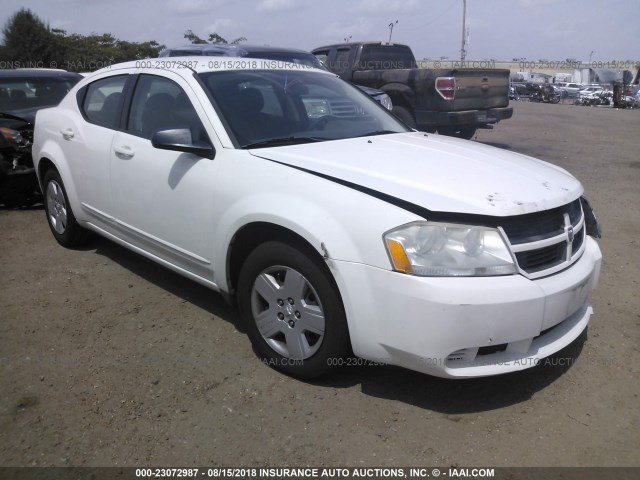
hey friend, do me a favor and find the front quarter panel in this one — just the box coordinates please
[211,149,419,291]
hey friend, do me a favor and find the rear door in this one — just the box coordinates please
[66,73,130,224]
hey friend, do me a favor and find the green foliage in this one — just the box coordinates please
[184,30,247,45]
[1,8,58,64]
[184,30,208,44]
[0,8,165,71]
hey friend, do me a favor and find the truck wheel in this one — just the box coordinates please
[237,241,350,379]
[392,106,417,129]
[43,169,92,247]
[438,125,477,140]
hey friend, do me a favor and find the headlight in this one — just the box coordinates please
[0,127,27,148]
[377,93,393,110]
[384,222,517,277]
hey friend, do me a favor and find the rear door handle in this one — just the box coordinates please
[61,128,74,140]
[114,145,135,159]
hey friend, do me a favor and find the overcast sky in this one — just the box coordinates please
[2,0,638,62]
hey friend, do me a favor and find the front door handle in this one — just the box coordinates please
[114,145,135,159]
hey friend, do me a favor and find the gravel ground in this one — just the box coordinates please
[1,100,639,468]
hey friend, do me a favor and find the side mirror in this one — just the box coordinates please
[151,128,215,160]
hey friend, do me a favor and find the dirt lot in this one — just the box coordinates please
[1,101,639,468]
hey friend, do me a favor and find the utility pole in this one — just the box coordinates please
[461,0,467,61]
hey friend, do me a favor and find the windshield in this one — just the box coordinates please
[0,77,78,113]
[198,69,410,148]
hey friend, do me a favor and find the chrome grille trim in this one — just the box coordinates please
[500,199,586,279]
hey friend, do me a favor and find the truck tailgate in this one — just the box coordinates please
[448,69,510,111]
[351,67,511,113]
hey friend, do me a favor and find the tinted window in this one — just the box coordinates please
[0,77,79,113]
[127,75,208,142]
[313,50,329,65]
[166,50,204,57]
[329,48,352,76]
[199,70,409,147]
[358,45,416,70]
[82,75,127,129]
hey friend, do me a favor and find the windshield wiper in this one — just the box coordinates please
[242,136,328,149]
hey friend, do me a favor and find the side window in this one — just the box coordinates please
[81,75,127,129]
[127,74,209,143]
[313,50,329,66]
[329,48,352,77]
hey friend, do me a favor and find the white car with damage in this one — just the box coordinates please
[32,58,602,379]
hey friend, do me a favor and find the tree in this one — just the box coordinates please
[184,29,247,45]
[1,8,58,65]
[184,30,207,44]
[1,8,164,71]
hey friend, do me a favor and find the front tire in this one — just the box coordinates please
[237,241,350,379]
[43,169,91,247]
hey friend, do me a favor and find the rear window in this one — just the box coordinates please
[357,45,416,70]
[165,50,205,57]
[0,77,79,113]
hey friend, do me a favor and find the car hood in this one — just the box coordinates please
[0,109,37,125]
[356,85,385,97]
[249,132,582,217]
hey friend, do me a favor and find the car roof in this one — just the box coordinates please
[312,41,411,51]
[160,44,315,56]
[93,56,331,76]
[0,69,83,80]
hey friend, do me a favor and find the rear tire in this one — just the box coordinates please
[43,169,91,247]
[237,241,350,379]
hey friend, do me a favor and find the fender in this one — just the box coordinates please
[378,82,417,108]
[209,154,420,292]
[34,135,85,223]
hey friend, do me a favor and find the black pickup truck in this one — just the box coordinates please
[312,42,513,139]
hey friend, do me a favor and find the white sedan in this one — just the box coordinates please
[33,58,602,379]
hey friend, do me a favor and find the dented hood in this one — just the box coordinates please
[250,132,582,217]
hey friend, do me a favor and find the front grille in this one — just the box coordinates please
[572,226,585,252]
[500,199,580,244]
[515,242,566,273]
[500,199,585,278]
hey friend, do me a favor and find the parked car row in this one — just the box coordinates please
[510,81,640,108]
[574,89,640,108]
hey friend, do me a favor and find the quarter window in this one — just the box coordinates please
[81,75,128,129]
